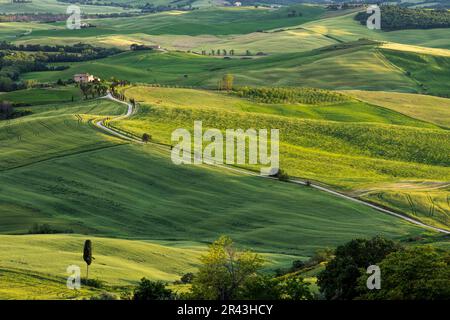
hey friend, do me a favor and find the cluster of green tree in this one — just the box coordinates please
[79,80,108,100]
[82,235,449,300]
[57,0,136,9]
[355,5,450,31]
[326,3,364,10]
[235,86,348,104]
[140,2,197,13]
[27,223,73,234]
[0,43,121,92]
[0,14,67,23]
[318,236,450,300]
[130,44,156,51]
[131,236,314,300]
[0,12,141,23]
[109,77,130,100]
[230,0,297,7]
[0,100,31,120]
[0,42,121,60]
[0,51,64,91]
[218,74,234,91]
[57,0,197,12]
[202,49,236,56]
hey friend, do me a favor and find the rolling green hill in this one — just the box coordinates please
[22,41,425,92]
[22,5,326,37]
[344,90,450,129]
[300,11,450,49]
[0,99,432,255]
[0,99,124,170]
[2,2,450,300]
[0,87,82,105]
[113,86,450,230]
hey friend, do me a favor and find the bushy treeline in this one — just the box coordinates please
[235,86,348,104]
[0,101,30,120]
[101,235,449,300]
[0,12,141,23]
[0,43,121,92]
[0,51,65,91]
[57,0,198,12]
[0,42,121,58]
[355,5,450,31]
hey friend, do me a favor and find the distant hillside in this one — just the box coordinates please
[355,5,450,31]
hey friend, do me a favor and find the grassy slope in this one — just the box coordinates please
[0,235,203,286]
[14,28,338,54]
[0,99,125,170]
[0,143,429,253]
[23,5,326,37]
[381,49,450,97]
[300,12,450,49]
[0,98,432,253]
[122,86,437,127]
[10,8,450,53]
[0,0,133,14]
[114,86,450,230]
[344,90,450,129]
[22,41,420,92]
[0,86,82,105]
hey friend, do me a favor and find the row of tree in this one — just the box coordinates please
[200,49,261,56]
[201,49,236,56]
[234,86,348,104]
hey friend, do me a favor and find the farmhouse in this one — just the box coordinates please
[73,73,99,83]
[234,2,242,7]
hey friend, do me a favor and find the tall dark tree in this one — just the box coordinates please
[83,240,93,279]
[142,133,151,143]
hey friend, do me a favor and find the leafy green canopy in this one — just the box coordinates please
[357,246,450,300]
[317,236,400,300]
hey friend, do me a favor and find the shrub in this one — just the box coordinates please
[89,292,117,300]
[180,272,194,284]
[81,278,104,288]
[142,133,151,143]
[271,169,289,182]
[133,278,173,300]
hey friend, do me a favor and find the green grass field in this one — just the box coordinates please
[21,5,326,37]
[0,99,125,170]
[0,0,134,14]
[13,27,338,54]
[0,86,82,105]
[381,49,450,97]
[0,95,444,298]
[344,90,450,129]
[0,98,433,251]
[2,3,450,299]
[22,41,426,92]
[112,86,450,230]
[301,11,450,49]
